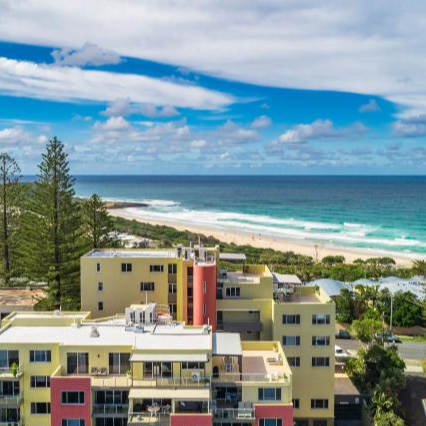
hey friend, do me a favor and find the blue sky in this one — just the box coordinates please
[0,1,425,175]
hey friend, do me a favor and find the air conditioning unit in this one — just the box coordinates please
[191,371,201,382]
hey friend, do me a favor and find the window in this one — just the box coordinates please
[98,282,103,292]
[150,264,164,273]
[140,282,155,292]
[168,264,177,274]
[0,350,19,369]
[311,399,329,409]
[292,398,300,409]
[203,281,207,294]
[121,263,132,272]
[67,352,89,375]
[30,350,51,363]
[313,420,328,426]
[95,419,127,426]
[258,388,281,401]
[312,336,330,346]
[312,357,330,367]
[98,302,104,311]
[95,390,129,405]
[168,283,177,293]
[282,336,300,346]
[259,419,282,426]
[312,314,330,325]
[225,287,240,297]
[96,263,101,272]
[62,420,85,426]
[62,391,85,405]
[181,362,205,370]
[282,314,300,325]
[294,421,309,426]
[288,357,300,367]
[203,303,207,315]
[31,402,51,414]
[109,353,130,375]
[169,304,177,315]
[30,376,50,388]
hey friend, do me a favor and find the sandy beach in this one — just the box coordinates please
[109,208,422,267]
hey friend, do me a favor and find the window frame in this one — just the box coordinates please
[312,314,330,325]
[258,387,282,401]
[61,391,85,405]
[282,314,301,325]
[312,336,330,346]
[121,263,132,273]
[30,376,50,388]
[67,352,89,375]
[311,399,329,409]
[31,402,51,414]
[140,282,155,292]
[30,350,51,363]
[282,335,301,346]
[225,287,240,297]
[150,264,164,273]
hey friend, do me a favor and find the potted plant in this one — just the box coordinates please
[10,362,19,378]
[126,369,132,378]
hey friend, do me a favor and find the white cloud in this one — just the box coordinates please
[0,126,30,144]
[37,135,48,143]
[275,119,367,145]
[102,98,180,118]
[392,115,426,137]
[359,99,380,113]
[52,42,121,67]
[94,116,131,131]
[190,139,207,149]
[0,57,233,110]
[250,115,271,129]
[0,1,425,114]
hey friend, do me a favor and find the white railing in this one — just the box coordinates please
[213,407,255,420]
[92,404,129,415]
[213,372,289,384]
[0,365,22,378]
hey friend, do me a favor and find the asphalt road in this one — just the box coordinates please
[336,338,426,361]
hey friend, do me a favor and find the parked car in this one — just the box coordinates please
[385,334,402,344]
[335,345,350,361]
[335,329,351,339]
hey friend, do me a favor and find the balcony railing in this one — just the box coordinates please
[213,373,289,384]
[92,404,129,415]
[213,407,255,421]
[132,376,211,388]
[128,412,169,426]
[0,394,22,406]
[0,420,22,426]
[0,365,22,378]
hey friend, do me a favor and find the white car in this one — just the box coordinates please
[335,345,350,361]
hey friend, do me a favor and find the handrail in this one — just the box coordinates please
[0,364,23,377]
[213,372,289,384]
[92,404,129,415]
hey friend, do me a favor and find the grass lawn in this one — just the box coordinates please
[399,335,426,343]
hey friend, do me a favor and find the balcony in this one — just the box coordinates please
[0,421,22,426]
[0,366,22,379]
[212,407,255,422]
[212,372,289,384]
[132,376,211,388]
[92,404,129,416]
[128,412,169,426]
[0,394,23,407]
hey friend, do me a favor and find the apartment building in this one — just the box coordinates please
[81,247,335,426]
[0,305,293,426]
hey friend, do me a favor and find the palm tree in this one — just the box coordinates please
[413,260,426,277]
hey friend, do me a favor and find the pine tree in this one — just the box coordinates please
[0,153,22,286]
[82,194,117,249]
[21,137,84,309]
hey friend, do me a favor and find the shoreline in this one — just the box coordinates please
[109,208,423,267]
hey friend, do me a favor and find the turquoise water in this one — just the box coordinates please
[72,176,426,257]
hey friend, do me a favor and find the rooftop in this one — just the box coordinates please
[272,273,302,285]
[85,249,178,259]
[0,320,211,350]
[334,373,360,396]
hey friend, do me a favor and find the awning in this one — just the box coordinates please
[130,353,208,363]
[129,388,210,400]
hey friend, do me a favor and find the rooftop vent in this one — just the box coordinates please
[90,326,100,338]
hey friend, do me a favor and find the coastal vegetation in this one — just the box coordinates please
[0,138,117,309]
[346,316,406,425]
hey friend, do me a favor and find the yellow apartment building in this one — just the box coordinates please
[80,247,335,426]
[0,305,294,426]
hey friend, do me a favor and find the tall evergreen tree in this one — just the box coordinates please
[82,194,117,249]
[0,153,22,286]
[21,137,83,309]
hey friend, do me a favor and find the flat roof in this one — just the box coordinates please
[0,323,211,350]
[213,333,242,356]
[242,349,290,377]
[0,288,47,307]
[273,273,302,285]
[334,373,360,396]
[85,249,177,259]
[219,253,247,261]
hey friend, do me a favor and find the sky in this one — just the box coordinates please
[0,1,425,175]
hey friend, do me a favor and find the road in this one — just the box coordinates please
[336,338,426,361]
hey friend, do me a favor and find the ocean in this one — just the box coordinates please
[68,175,426,257]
